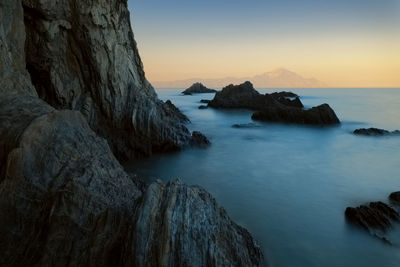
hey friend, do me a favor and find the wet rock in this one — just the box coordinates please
[209,82,339,125]
[252,104,340,125]
[354,128,400,136]
[208,81,276,110]
[198,105,208,109]
[191,131,211,147]
[182,83,217,95]
[389,192,400,204]
[0,0,262,266]
[232,123,262,128]
[22,0,193,160]
[345,202,399,231]
[200,99,212,104]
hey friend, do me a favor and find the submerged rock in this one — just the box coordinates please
[208,81,339,125]
[354,128,400,136]
[345,202,399,231]
[191,131,211,147]
[200,99,212,104]
[182,83,217,95]
[252,104,340,125]
[199,105,208,109]
[232,123,262,128]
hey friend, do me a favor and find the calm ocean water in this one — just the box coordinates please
[126,88,400,267]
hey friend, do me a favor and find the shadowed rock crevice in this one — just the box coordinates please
[21,0,195,160]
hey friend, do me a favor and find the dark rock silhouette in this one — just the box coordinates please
[354,128,400,136]
[191,131,211,147]
[182,83,217,95]
[252,104,340,125]
[198,105,208,109]
[209,81,339,125]
[0,0,262,266]
[200,99,212,104]
[345,202,399,231]
[232,123,262,128]
[389,192,400,204]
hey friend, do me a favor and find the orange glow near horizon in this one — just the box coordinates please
[136,33,400,88]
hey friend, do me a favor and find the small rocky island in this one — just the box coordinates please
[182,82,217,95]
[354,128,400,136]
[345,192,400,244]
[0,1,262,266]
[208,81,340,125]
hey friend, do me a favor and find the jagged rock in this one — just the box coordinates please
[208,81,276,110]
[182,83,217,95]
[270,91,298,98]
[0,97,260,265]
[389,192,400,204]
[200,99,212,104]
[198,105,208,109]
[252,104,340,125]
[133,180,262,266]
[354,128,400,136]
[21,0,193,160]
[345,202,399,232]
[209,82,338,125]
[0,0,263,266]
[191,131,211,148]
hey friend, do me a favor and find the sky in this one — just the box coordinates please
[128,0,400,88]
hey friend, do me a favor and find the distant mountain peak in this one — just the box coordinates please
[153,69,327,89]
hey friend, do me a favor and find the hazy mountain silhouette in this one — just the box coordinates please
[153,68,327,89]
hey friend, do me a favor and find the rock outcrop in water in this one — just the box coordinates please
[353,128,400,136]
[182,82,217,95]
[208,81,339,125]
[0,1,262,266]
[345,192,400,245]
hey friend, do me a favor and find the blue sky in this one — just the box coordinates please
[127,0,400,87]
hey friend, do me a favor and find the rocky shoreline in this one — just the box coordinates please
[0,1,262,266]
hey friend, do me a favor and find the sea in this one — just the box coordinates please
[126,87,400,267]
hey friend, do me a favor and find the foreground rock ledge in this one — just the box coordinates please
[0,0,263,266]
[0,95,262,266]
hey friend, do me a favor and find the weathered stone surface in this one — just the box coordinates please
[182,82,217,95]
[345,202,399,231]
[0,1,263,266]
[191,131,211,147]
[21,0,194,160]
[132,180,262,266]
[0,0,36,96]
[252,104,340,125]
[354,128,400,136]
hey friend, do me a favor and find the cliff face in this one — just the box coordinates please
[0,0,262,266]
[22,0,191,160]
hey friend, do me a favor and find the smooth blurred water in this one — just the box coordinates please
[126,88,400,267]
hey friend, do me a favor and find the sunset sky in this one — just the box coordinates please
[128,0,400,88]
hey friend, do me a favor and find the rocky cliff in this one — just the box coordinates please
[22,0,193,160]
[0,0,262,266]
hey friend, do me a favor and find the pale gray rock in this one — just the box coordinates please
[22,0,193,160]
